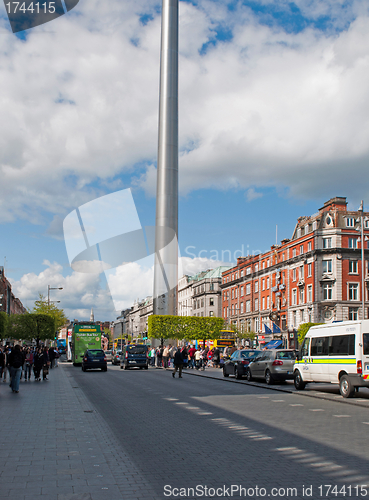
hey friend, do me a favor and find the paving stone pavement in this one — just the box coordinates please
[0,364,160,500]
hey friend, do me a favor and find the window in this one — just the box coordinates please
[262,297,265,310]
[246,300,251,312]
[240,286,244,297]
[210,283,214,291]
[299,265,304,279]
[209,311,214,317]
[201,298,204,307]
[246,283,251,295]
[246,267,251,275]
[254,317,259,332]
[307,285,313,303]
[301,337,310,357]
[231,289,234,299]
[292,269,296,281]
[308,242,312,252]
[255,264,259,272]
[349,261,358,273]
[223,307,226,317]
[241,270,244,277]
[349,283,359,300]
[307,263,312,277]
[262,279,265,291]
[267,259,270,267]
[255,298,259,310]
[266,277,270,289]
[292,289,297,305]
[240,302,244,314]
[266,296,270,309]
[349,238,357,249]
[322,260,332,274]
[293,311,296,327]
[300,245,304,254]
[255,281,258,293]
[235,288,238,299]
[329,335,355,355]
[323,283,332,300]
[231,305,234,315]
[346,217,355,227]
[293,248,296,257]
[299,288,305,304]
[349,307,358,320]
[311,337,329,356]
[209,298,214,306]
[323,238,332,249]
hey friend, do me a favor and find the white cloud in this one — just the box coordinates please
[1,0,369,224]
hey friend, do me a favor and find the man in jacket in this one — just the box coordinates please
[172,348,184,378]
[8,344,24,393]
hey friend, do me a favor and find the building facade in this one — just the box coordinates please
[221,197,369,344]
[0,267,26,316]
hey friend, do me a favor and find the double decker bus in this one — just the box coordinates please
[71,322,102,366]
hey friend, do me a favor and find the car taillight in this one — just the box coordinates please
[104,356,107,361]
[83,357,87,361]
[272,360,283,366]
[241,360,249,365]
[357,360,362,374]
[125,352,128,359]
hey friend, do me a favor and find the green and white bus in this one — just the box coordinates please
[72,322,102,366]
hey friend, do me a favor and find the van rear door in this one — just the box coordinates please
[362,333,369,379]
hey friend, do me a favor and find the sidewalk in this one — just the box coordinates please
[0,364,157,500]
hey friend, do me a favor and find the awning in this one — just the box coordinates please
[264,340,283,349]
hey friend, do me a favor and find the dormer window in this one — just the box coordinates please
[346,217,355,227]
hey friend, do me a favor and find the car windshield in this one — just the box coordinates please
[240,350,260,359]
[87,350,104,357]
[276,351,296,360]
[105,351,112,354]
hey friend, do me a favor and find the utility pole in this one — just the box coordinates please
[153,0,179,316]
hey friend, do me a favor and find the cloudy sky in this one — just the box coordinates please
[2,0,369,321]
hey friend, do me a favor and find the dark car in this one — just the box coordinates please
[120,344,148,370]
[82,349,108,372]
[112,350,122,365]
[223,349,262,379]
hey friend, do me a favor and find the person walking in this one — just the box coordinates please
[172,348,184,378]
[194,347,201,369]
[212,347,220,368]
[42,346,50,381]
[8,344,23,393]
[162,345,170,368]
[33,348,43,381]
[48,346,55,369]
[156,346,163,367]
[24,348,34,381]
[188,345,196,369]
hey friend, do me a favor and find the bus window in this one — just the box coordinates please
[311,337,329,356]
[329,334,355,355]
[363,334,369,355]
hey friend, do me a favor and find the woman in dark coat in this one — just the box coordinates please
[33,348,43,381]
[172,348,184,379]
[42,346,50,380]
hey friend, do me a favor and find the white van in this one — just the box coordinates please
[293,320,369,398]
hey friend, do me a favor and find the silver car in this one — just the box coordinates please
[104,350,113,362]
[246,349,296,385]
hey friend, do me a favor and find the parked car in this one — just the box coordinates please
[104,350,113,362]
[223,349,262,379]
[246,349,296,384]
[112,350,122,365]
[82,349,108,372]
[120,344,149,370]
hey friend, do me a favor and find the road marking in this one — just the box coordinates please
[198,412,213,415]
[309,409,324,412]
[165,398,178,401]
[289,404,304,406]
[186,406,200,410]
[257,396,270,399]
[333,415,351,418]
[272,400,285,402]
[175,402,188,405]
[362,422,369,425]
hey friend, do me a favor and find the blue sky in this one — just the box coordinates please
[1,0,369,321]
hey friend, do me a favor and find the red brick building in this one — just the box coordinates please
[0,267,26,316]
[221,197,369,346]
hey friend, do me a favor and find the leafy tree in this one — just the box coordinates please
[297,322,322,345]
[0,312,8,340]
[7,313,55,345]
[32,293,68,332]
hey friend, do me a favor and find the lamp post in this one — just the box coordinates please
[47,285,63,306]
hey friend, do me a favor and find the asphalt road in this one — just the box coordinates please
[67,364,369,500]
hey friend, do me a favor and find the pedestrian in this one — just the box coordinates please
[194,347,201,369]
[49,346,55,369]
[2,347,9,382]
[150,347,156,366]
[162,345,170,368]
[0,347,5,381]
[53,348,59,367]
[156,346,163,367]
[42,346,50,381]
[200,347,208,371]
[172,348,184,378]
[212,347,220,368]
[33,348,43,381]
[8,344,23,393]
[188,345,196,369]
[181,345,188,369]
[24,348,34,381]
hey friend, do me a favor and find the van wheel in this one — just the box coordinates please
[265,369,274,385]
[294,370,306,390]
[339,375,355,398]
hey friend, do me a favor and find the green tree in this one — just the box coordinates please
[297,322,322,345]
[0,312,8,340]
[6,313,55,345]
[32,293,68,332]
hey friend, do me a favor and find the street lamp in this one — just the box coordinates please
[47,285,63,306]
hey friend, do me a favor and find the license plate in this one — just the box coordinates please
[93,359,99,362]
[129,361,136,363]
